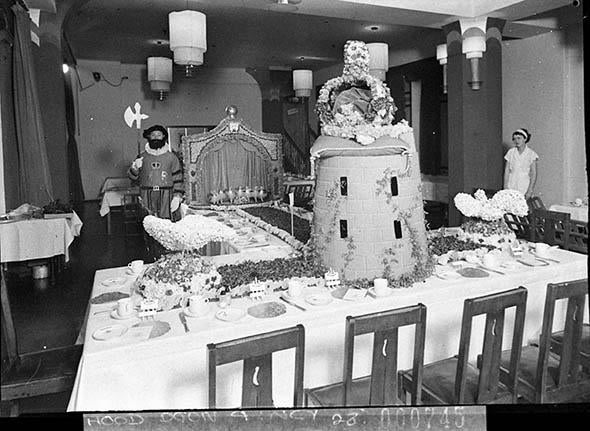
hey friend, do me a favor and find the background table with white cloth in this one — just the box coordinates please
[549,203,588,223]
[98,177,140,234]
[67,247,587,411]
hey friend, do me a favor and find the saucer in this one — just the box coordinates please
[126,269,142,276]
[101,277,127,287]
[282,291,304,301]
[183,306,211,318]
[92,324,128,341]
[110,309,138,320]
[369,287,394,297]
[436,271,462,280]
[305,294,333,306]
[215,308,246,322]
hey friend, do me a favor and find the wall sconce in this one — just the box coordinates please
[293,69,313,98]
[147,57,173,100]
[366,42,388,81]
[436,44,447,94]
[169,10,207,77]
[460,18,487,91]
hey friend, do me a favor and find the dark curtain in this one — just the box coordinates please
[64,67,84,202]
[11,4,53,205]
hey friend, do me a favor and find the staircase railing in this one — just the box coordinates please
[283,129,309,175]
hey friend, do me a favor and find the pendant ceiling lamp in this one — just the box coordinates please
[147,57,173,100]
[366,42,388,81]
[293,69,313,98]
[268,0,301,12]
[436,44,448,94]
[169,10,207,77]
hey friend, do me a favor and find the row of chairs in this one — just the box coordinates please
[504,208,588,254]
[208,279,589,407]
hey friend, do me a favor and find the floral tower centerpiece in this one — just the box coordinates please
[453,189,529,249]
[309,40,433,285]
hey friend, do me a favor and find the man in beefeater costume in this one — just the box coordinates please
[128,125,183,221]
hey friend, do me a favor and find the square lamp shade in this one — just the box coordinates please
[147,57,173,92]
[367,42,388,81]
[169,10,207,66]
[293,69,313,97]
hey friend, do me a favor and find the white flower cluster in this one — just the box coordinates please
[454,189,528,221]
[143,214,238,251]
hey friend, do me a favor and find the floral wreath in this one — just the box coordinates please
[315,40,408,145]
[454,189,529,222]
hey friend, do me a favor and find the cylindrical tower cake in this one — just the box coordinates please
[310,40,432,284]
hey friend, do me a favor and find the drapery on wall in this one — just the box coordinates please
[201,135,270,197]
[11,4,53,206]
[64,65,84,202]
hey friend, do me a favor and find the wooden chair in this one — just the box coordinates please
[285,184,314,208]
[207,324,305,408]
[530,209,570,249]
[122,193,142,236]
[528,196,545,211]
[0,269,82,416]
[489,279,590,403]
[504,213,531,240]
[550,323,589,372]
[567,220,588,254]
[399,287,528,404]
[305,304,427,407]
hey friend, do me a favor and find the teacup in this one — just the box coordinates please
[535,243,550,257]
[117,297,133,317]
[128,260,144,274]
[288,280,303,298]
[373,278,391,297]
[188,295,209,316]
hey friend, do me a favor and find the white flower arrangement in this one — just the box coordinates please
[143,214,238,251]
[454,189,528,222]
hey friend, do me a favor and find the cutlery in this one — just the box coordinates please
[516,260,535,267]
[279,296,307,312]
[93,309,112,315]
[366,290,377,299]
[535,256,560,264]
[477,265,505,275]
[179,312,190,333]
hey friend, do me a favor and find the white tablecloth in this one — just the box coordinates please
[67,247,587,411]
[99,188,140,217]
[0,211,83,263]
[549,204,588,223]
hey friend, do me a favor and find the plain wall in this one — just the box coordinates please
[75,61,262,198]
[502,23,586,206]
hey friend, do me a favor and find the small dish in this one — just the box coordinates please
[305,294,333,306]
[125,269,141,276]
[282,291,304,301]
[215,308,246,322]
[500,261,519,269]
[101,277,127,287]
[368,287,393,297]
[183,306,212,318]
[110,309,138,320]
[92,324,128,341]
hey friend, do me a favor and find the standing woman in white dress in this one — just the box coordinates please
[503,128,538,200]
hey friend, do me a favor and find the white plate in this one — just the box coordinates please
[305,294,333,306]
[436,271,462,280]
[501,261,519,269]
[215,308,246,322]
[369,287,394,298]
[110,310,138,320]
[92,324,128,341]
[101,277,127,287]
[126,269,141,276]
[184,306,212,318]
[282,291,304,301]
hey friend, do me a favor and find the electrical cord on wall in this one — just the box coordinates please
[76,69,129,91]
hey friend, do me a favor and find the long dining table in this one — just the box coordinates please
[67,246,587,411]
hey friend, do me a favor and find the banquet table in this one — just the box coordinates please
[0,211,83,264]
[98,177,140,234]
[68,247,587,411]
[548,203,588,222]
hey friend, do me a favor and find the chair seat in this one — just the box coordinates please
[550,324,590,369]
[1,345,82,401]
[400,357,513,404]
[306,375,405,407]
[494,345,590,403]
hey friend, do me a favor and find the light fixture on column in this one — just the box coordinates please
[460,18,487,91]
[436,44,448,94]
[293,69,313,98]
[147,57,173,100]
[366,42,388,81]
[169,10,207,77]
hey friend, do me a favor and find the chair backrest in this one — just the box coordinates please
[343,304,427,405]
[207,324,305,408]
[1,269,19,366]
[567,220,588,254]
[535,279,588,403]
[530,209,570,248]
[528,196,545,211]
[504,213,530,240]
[455,287,528,404]
[286,184,314,206]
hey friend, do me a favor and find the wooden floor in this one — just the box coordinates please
[0,200,448,415]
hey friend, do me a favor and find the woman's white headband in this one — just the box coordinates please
[513,129,528,140]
